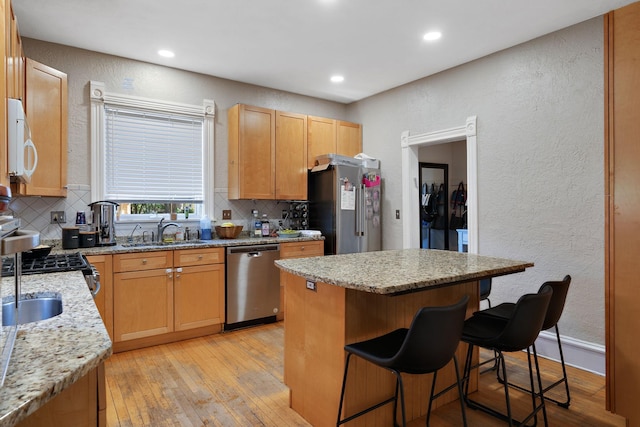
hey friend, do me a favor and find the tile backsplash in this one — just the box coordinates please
[7,184,304,241]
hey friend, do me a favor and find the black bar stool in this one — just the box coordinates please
[336,296,469,427]
[461,285,553,427]
[475,275,572,407]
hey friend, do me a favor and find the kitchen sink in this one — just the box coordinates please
[121,240,208,248]
[2,294,63,325]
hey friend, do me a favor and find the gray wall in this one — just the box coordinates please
[348,17,605,345]
[19,16,605,346]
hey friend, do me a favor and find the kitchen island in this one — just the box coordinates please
[275,248,533,427]
[0,271,112,427]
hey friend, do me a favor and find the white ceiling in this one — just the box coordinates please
[12,0,636,104]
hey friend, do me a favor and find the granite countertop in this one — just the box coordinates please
[50,235,324,255]
[0,272,112,426]
[275,248,534,295]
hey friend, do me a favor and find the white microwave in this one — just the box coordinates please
[7,98,38,183]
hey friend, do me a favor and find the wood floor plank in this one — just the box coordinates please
[105,322,626,427]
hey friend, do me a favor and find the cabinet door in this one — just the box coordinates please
[307,116,336,169]
[16,58,68,196]
[228,104,275,199]
[113,268,174,342]
[86,254,113,340]
[174,264,225,331]
[276,111,307,200]
[337,120,362,158]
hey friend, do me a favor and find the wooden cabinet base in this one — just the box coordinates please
[16,364,104,427]
[113,324,222,353]
[283,272,478,427]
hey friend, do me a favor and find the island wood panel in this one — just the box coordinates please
[605,3,640,425]
[283,271,478,427]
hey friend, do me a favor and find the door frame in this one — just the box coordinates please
[400,116,478,253]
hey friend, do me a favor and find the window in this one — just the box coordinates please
[90,81,215,220]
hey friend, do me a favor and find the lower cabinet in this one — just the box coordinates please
[16,364,105,427]
[86,255,113,340]
[278,240,324,321]
[111,248,225,352]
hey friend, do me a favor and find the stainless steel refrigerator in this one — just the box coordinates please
[308,154,381,255]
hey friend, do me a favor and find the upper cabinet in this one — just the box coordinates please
[307,116,362,168]
[228,104,362,201]
[337,120,362,158]
[12,58,68,197]
[228,104,308,200]
[275,110,307,200]
[228,104,276,200]
[307,115,337,169]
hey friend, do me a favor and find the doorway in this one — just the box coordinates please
[419,162,450,249]
[400,116,477,252]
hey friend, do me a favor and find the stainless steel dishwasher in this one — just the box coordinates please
[225,244,280,330]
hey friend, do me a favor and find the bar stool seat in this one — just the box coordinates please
[462,285,553,427]
[336,296,469,427]
[474,275,572,407]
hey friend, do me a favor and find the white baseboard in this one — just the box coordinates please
[534,330,605,376]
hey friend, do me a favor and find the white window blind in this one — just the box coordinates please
[104,105,204,202]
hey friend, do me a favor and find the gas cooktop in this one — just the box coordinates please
[1,252,89,277]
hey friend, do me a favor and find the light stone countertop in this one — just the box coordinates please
[275,248,534,295]
[50,235,324,255]
[0,271,112,427]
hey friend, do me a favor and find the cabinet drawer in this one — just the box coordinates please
[280,240,324,259]
[113,251,172,272]
[174,248,224,266]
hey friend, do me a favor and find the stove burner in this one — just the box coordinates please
[1,252,89,277]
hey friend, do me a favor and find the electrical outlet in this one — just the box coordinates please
[222,210,232,220]
[50,211,66,224]
[395,209,400,220]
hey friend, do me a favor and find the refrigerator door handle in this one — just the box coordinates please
[356,184,365,237]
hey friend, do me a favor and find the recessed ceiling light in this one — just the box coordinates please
[158,49,175,58]
[423,31,442,41]
[330,75,344,83]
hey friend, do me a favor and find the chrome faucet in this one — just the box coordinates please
[156,218,181,243]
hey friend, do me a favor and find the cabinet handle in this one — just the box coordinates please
[142,259,147,264]
[301,246,305,251]
[198,255,203,260]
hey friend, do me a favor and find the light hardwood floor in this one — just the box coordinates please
[105,322,626,426]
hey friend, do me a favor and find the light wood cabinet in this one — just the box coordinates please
[6,2,23,102]
[16,364,105,427]
[173,248,225,331]
[307,115,337,169]
[228,104,308,200]
[86,254,113,340]
[275,110,307,200]
[12,58,68,196]
[278,240,324,320]
[228,104,276,199]
[307,116,362,168]
[337,120,362,158]
[605,4,640,426]
[113,251,173,342]
[112,248,225,351]
[114,264,174,342]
